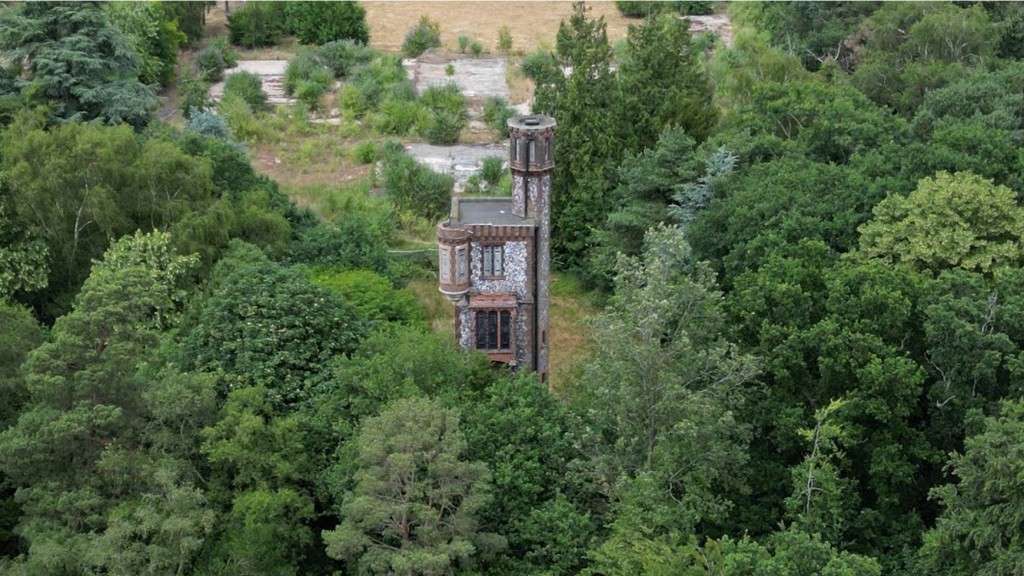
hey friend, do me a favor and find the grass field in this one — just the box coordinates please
[363,1,634,54]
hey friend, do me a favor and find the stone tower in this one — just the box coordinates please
[437,114,556,383]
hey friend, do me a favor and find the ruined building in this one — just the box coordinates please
[437,115,555,382]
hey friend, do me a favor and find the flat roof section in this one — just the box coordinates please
[455,198,533,226]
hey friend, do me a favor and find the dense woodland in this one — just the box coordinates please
[2,1,1024,575]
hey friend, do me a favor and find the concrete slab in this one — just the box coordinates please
[405,142,507,192]
[403,55,510,100]
[209,60,295,105]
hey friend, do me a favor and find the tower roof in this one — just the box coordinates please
[452,197,534,226]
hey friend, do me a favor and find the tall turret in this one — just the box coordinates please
[508,115,555,382]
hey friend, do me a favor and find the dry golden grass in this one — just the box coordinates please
[408,277,456,336]
[363,1,633,54]
[548,272,598,393]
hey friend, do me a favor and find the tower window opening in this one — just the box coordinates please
[475,309,512,351]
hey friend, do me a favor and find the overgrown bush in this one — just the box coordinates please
[195,38,238,82]
[418,83,467,145]
[287,217,389,272]
[483,96,515,135]
[402,15,441,58]
[179,70,211,117]
[284,1,369,46]
[458,35,471,54]
[310,268,425,327]
[481,157,505,186]
[106,1,185,87]
[616,0,711,17]
[223,71,267,112]
[470,40,484,57]
[350,141,378,164]
[318,39,374,77]
[285,49,333,110]
[381,146,453,220]
[372,98,429,135]
[228,2,286,48]
[497,25,513,53]
[219,93,270,142]
[521,49,558,81]
[340,55,413,116]
[186,110,232,140]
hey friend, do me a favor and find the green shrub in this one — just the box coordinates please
[469,40,484,57]
[284,1,369,46]
[350,141,378,164]
[223,71,267,112]
[179,70,211,117]
[458,35,471,53]
[318,39,374,77]
[341,55,413,116]
[310,269,425,327]
[402,15,441,58]
[497,25,513,53]
[287,217,389,272]
[381,148,453,220]
[219,93,270,142]
[480,156,504,186]
[228,2,287,48]
[445,63,455,76]
[284,49,333,110]
[521,49,558,81]
[296,81,328,111]
[196,38,238,82]
[418,83,467,145]
[372,98,429,135]
[186,110,232,140]
[483,96,515,135]
[616,0,712,17]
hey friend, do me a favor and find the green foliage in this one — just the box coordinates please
[106,1,186,87]
[371,98,429,136]
[339,54,413,117]
[322,396,502,574]
[616,1,712,18]
[380,147,453,221]
[572,226,758,535]
[287,217,390,272]
[470,39,484,57]
[616,13,716,149]
[401,15,442,58]
[178,69,212,118]
[497,25,513,53]
[0,301,43,428]
[538,3,620,269]
[161,1,205,45]
[2,117,215,318]
[284,1,369,46]
[311,269,425,327]
[483,96,515,135]
[858,171,1024,275]
[195,38,238,82]
[284,49,334,111]
[417,83,467,145]
[0,2,156,127]
[480,156,505,186]
[207,487,314,576]
[179,242,366,407]
[186,110,232,140]
[850,3,1001,115]
[0,204,48,302]
[458,35,471,54]
[919,400,1024,576]
[227,2,286,48]
[318,39,374,78]
[223,71,267,112]
[350,141,378,164]
[0,232,214,575]
[731,2,879,71]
